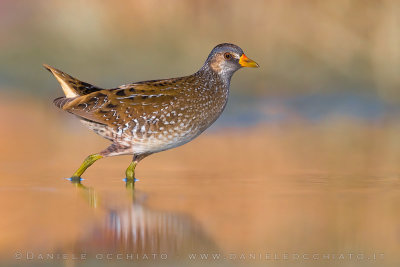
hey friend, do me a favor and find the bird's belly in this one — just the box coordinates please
[82,119,205,155]
[127,109,225,154]
[128,127,201,154]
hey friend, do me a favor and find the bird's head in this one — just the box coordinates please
[203,43,259,80]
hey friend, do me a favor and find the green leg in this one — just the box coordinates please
[71,153,103,178]
[125,161,137,181]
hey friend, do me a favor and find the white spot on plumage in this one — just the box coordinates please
[117,128,123,136]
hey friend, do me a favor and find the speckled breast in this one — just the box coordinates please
[119,87,228,154]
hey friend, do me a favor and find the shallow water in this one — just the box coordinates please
[2,168,399,267]
[1,97,400,267]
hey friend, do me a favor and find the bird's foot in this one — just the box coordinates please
[123,177,139,182]
[123,177,139,190]
[65,176,84,182]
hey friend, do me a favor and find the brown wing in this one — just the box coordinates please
[61,78,184,128]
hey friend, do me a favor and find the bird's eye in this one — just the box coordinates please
[224,52,232,60]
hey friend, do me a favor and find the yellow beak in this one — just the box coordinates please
[239,54,259,68]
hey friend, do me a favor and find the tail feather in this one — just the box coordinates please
[53,96,76,109]
[43,64,103,98]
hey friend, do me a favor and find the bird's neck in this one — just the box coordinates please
[196,63,232,88]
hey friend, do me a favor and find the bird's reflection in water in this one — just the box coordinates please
[68,178,218,258]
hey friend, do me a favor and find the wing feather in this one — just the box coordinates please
[61,80,183,128]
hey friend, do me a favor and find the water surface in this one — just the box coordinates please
[1,96,400,267]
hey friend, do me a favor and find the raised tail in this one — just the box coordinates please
[43,64,103,98]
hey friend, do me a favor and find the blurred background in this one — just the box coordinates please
[1,1,400,267]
